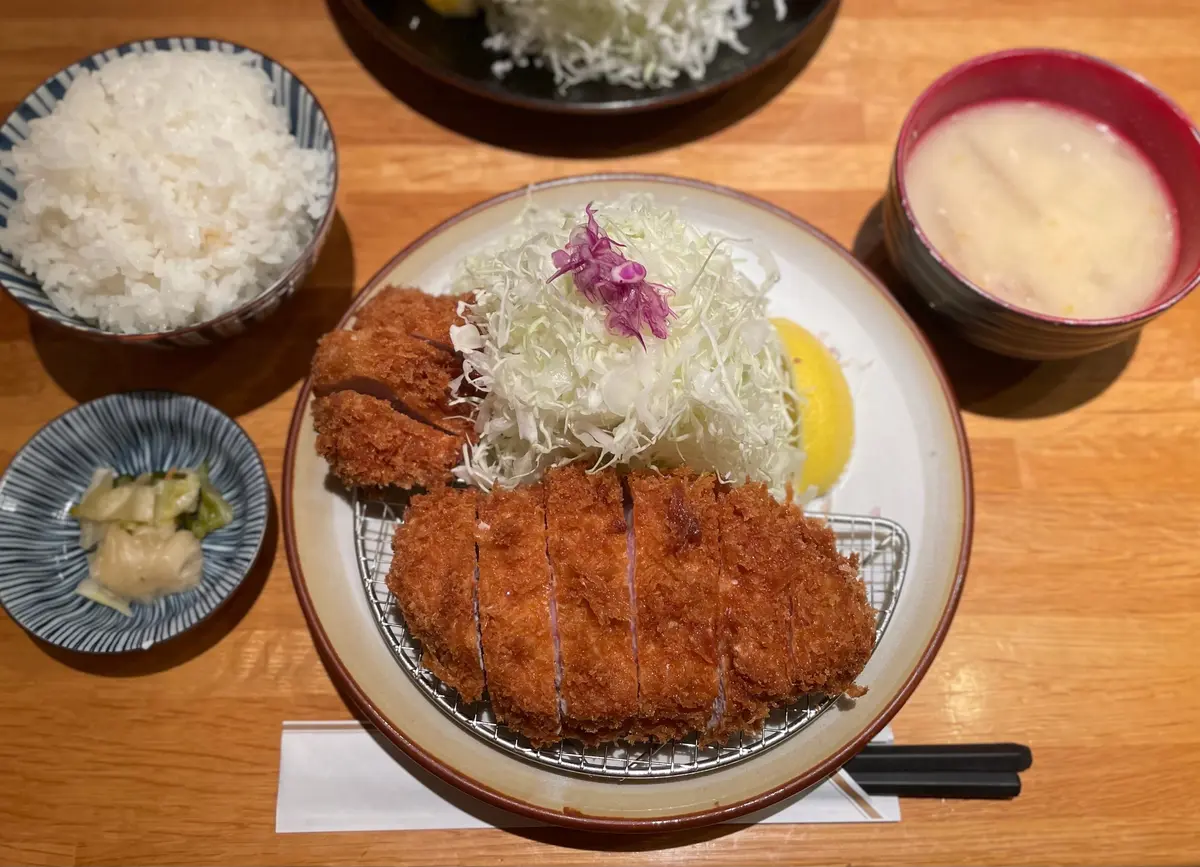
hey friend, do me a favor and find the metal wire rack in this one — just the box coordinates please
[354,488,909,780]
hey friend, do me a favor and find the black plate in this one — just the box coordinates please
[336,0,835,114]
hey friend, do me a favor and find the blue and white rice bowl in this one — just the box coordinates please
[0,391,270,653]
[0,37,338,348]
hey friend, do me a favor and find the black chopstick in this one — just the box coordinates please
[842,743,1031,799]
[847,742,1032,774]
[849,770,1022,799]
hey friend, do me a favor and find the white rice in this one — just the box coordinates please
[0,51,332,334]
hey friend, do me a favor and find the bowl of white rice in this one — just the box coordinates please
[0,38,338,347]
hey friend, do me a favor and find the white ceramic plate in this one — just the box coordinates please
[283,174,972,831]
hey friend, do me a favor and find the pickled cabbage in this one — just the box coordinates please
[183,464,234,540]
[87,525,203,602]
[70,461,233,615]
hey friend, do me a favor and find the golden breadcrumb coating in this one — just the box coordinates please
[712,482,795,739]
[627,469,721,742]
[388,486,484,702]
[544,465,637,742]
[786,510,875,699]
[312,392,460,489]
[353,287,471,349]
[311,327,471,438]
[476,485,561,746]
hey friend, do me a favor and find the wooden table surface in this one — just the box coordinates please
[3,1,1200,864]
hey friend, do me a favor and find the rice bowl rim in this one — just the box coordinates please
[0,36,340,344]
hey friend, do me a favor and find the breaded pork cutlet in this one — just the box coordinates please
[312,392,460,489]
[712,482,796,739]
[388,486,484,702]
[627,470,721,742]
[353,287,471,351]
[311,327,472,438]
[786,512,874,698]
[384,469,876,747]
[544,465,638,742]
[476,485,561,746]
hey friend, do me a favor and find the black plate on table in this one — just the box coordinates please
[335,0,835,114]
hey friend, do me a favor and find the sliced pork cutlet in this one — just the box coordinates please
[312,391,460,489]
[311,327,472,439]
[544,466,637,743]
[476,484,562,746]
[627,470,721,743]
[388,486,484,702]
[353,287,470,351]
[711,482,795,740]
[786,509,875,699]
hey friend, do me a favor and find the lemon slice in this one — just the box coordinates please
[772,318,855,498]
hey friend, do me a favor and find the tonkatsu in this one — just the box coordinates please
[545,464,638,742]
[711,482,800,740]
[312,391,461,489]
[386,467,876,746]
[387,485,484,702]
[626,469,721,742]
[475,484,562,746]
[311,327,470,437]
[310,288,474,489]
[352,286,470,351]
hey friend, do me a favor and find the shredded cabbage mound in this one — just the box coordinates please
[481,0,765,91]
[451,195,803,496]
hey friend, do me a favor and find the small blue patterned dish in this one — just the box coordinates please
[0,37,338,348]
[0,391,269,653]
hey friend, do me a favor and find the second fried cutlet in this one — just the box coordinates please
[627,470,721,743]
[312,392,461,489]
[476,485,561,746]
[353,287,470,350]
[388,486,484,702]
[712,482,795,739]
[544,466,638,742]
[311,327,472,438]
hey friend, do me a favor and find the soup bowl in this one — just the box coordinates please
[883,48,1200,360]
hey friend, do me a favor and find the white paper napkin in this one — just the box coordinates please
[276,721,900,832]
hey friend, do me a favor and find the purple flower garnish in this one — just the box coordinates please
[610,261,647,283]
[547,204,675,347]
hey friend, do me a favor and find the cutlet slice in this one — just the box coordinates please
[787,510,875,698]
[353,287,470,351]
[388,487,484,702]
[476,485,562,746]
[627,470,721,743]
[312,392,460,489]
[544,466,637,742]
[711,482,795,740]
[311,327,472,438]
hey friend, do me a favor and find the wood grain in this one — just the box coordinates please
[2,1,1200,864]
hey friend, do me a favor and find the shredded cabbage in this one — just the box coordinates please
[451,194,803,497]
[481,0,764,91]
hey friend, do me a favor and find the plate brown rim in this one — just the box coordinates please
[281,172,974,832]
[330,0,836,116]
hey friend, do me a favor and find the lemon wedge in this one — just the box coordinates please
[421,0,478,16]
[772,318,855,498]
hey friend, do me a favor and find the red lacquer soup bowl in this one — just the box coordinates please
[883,48,1200,360]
